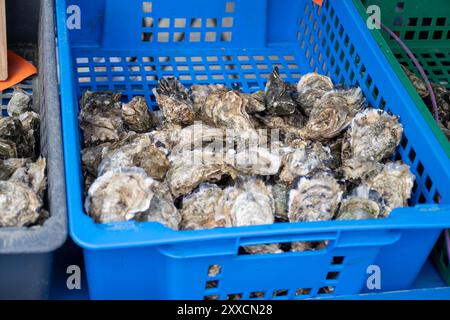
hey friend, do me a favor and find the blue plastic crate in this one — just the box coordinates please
[56,0,450,299]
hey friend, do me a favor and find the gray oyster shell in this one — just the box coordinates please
[180,183,230,230]
[85,167,155,223]
[337,186,383,220]
[288,172,343,222]
[79,91,124,146]
[0,158,30,180]
[300,88,365,141]
[272,180,289,222]
[98,132,170,181]
[0,181,42,227]
[367,161,415,217]
[171,123,225,156]
[153,77,195,126]
[264,67,296,116]
[134,180,181,230]
[7,87,31,117]
[122,96,153,133]
[296,73,334,116]
[219,177,280,254]
[9,157,47,198]
[225,146,282,176]
[81,143,111,177]
[190,84,228,114]
[241,90,266,114]
[280,140,332,184]
[0,138,17,159]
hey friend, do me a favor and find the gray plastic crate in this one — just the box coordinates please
[0,0,67,300]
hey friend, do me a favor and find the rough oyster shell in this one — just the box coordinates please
[148,123,183,151]
[226,146,281,176]
[401,65,429,98]
[241,90,265,114]
[180,183,230,230]
[367,161,415,217]
[166,149,237,198]
[0,117,33,157]
[85,167,155,223]
[81,143,111,177]
[288,172,343,223]
[0,158,30,180]
[219,177,280,254]
[299,88,365,141]
[134,180,181,230]
[264,67,296,116]
[272,180,289,222]
[153,77,195,126]
[98,132,170,181]
[198,89,256,133]
[0,181,42,227]
[122,96,153,132]
[296,73,334,116]
[0,138,17,159]
[9,157,47,198]
[79,91,124,146]
[342,108,403,163]
[7,86,31,117]
[337,186,383,220]
[190,84,228,114]
[171,123,225,156]
[280,140,332,184]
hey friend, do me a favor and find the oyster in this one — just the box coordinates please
[219,177,280,254]
[134,180,181,230]
[18,111,40,159]
[342,109,403,163]
[122,96,153,133]
[299,88,365,141]
[0,158,30,180]
[226,146,281,176]
[180,183,230,230]
[264,67,296,116]
[296,73,334,116]
[148,123,183,151]
[9,157,47,198]
[98,132,169,181]
[280,140,332,184]
[401,66,429,99]
[431,84,450,137]
[171,123,225,155]
[0,138,17,159]
[85,167,155,223]
[190,84,228,114]
[18,111,40,133]
[0,117,28,157]
[367,161,414,217]
[0,181,42,227]
[341,158,383,182]
[7,87,31,117]
[337,186,383,220]
[153,77,195,126]
[241,91,266,114]
[288,172,343,223]
[166,149,237,198]
[81,143,110,177]
[79,91,124,146]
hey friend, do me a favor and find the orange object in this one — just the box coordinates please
[313,0,323,6]
[0,51,37,91]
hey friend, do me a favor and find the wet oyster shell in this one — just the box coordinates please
[79,91,124,146]
[122,96,153,133]
[337,186,383,220]
[296,73,334,116]
[299,88,365,141]
[280,140,332,184]
[367,161,414,217]
[98,132,169,181]
[9,157,47,198]
[0,181,42,227]
[288,172,343,222]
[153,77,195,126]
[7,87,31,117]
[264,67,296,116]
[342,108,403,163]
[180,183,230,230]
[85,167,155,223]
[134,180,181,230]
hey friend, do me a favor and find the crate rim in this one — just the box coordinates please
[0,0,67,254]
[354,0,450,158]
[56,0,450,252]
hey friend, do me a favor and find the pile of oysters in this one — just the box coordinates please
[402,65,450,139]
[80,67,415,251]
[0,87,48,228]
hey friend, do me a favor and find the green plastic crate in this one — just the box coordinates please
[358,0,450,287]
